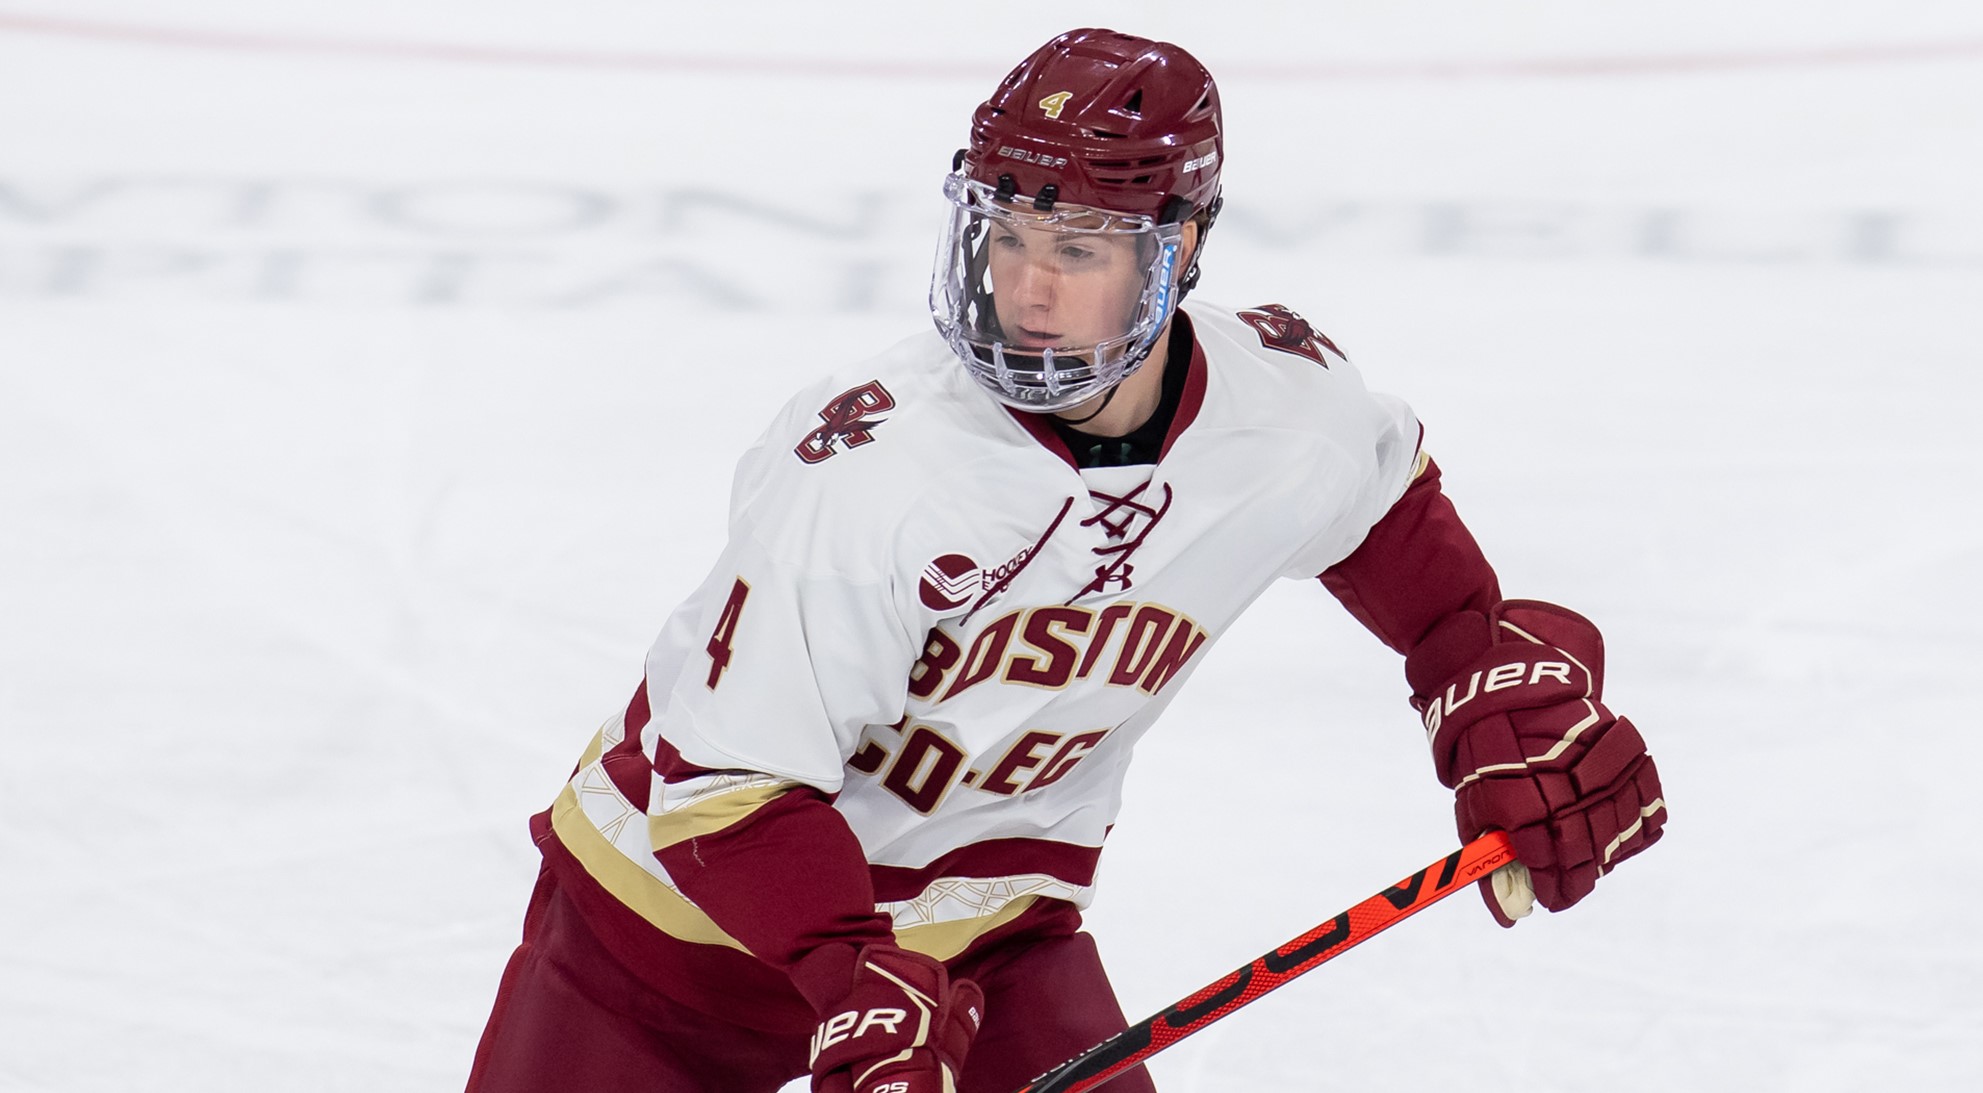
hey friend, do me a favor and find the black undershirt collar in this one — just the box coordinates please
[1046,318,1195,469]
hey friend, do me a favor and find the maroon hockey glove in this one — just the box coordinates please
[808,946,985,1093]
[1405,600,1666,927]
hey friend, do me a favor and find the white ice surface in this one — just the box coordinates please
[3,2,1980,1090]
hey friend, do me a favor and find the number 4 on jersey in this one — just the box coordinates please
[705,578,751,688]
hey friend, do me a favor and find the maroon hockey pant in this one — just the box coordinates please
[466,869,1157,1093]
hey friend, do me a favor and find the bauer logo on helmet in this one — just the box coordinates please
[995,146,1069,170]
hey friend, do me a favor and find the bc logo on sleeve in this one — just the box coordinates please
[794,380,896,464]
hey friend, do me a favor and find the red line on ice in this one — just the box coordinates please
[1,12,1980,81]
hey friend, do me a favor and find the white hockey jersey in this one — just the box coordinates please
[548,301,1423,962]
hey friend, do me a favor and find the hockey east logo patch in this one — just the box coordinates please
[919,554,982,611]
[918,546,1036,611]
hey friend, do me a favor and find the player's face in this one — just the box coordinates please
[985,218,1147,351]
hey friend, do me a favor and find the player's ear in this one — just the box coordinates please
[1179,219,1201,269]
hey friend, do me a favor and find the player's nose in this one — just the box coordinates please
[1005,256,1058,311]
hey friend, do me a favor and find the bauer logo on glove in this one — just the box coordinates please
[1405,599,1667,927]
[1417,656,1582,742]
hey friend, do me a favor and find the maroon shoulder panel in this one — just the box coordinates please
[1318,456,1501,655]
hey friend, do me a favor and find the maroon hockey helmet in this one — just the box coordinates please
[931,29,1225,413]
[963,28,1223,226]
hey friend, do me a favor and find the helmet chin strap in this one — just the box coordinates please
[1048,312,1173,427]
[1053,382,1120,427]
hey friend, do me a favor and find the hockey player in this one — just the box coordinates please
[467,28,1666,1093]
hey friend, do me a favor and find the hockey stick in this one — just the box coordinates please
[1012,830,1518,1093]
